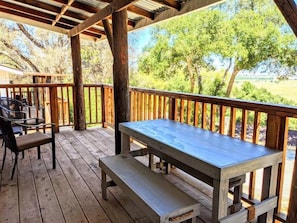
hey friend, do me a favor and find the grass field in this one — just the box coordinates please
[235,79,297,103]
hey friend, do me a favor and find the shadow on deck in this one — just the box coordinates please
[0,127,212,223]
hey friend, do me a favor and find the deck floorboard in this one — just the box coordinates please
[0,127,212,223]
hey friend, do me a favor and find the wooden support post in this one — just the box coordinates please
[112,9,129,154]
[169,98,176,121]
[103,19,113,53]
[71,34,86,130]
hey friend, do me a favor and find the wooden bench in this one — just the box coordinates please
[99,154,200,223]
[147,146,245,213]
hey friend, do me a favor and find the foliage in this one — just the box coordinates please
[233,80,297,129]
[137,10,229,94]
[233,81,296,105]
[81,39,113,84]
[0,19,113,84]
[135,0,297,97]
[0,20,71,78]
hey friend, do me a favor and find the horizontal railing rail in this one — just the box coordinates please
[0,83,104,129]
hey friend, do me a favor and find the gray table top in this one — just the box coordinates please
[119,119,283,170]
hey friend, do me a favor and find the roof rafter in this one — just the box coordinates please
[52,0,99,13]
[68,0,138,37]
[11,0,87,21]
[151,0,181,10]
[51,0,137,26]
[52,0,75,26]
[0,1,103,39]
[274,0,297,36]
[134,0,224,30]
[100,0,154,19]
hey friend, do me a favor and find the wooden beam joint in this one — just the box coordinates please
[68,0,136,37]
[52,0,75,26]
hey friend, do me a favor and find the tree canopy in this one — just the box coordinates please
[0,19,113,84]
[134,0,297,97]
[0,20,71,75]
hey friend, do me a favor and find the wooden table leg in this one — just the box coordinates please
[231,184,243,213]
[258,164,278,223]
[101,169,107,200]
[121,132,130,154]
[213,179,229,223]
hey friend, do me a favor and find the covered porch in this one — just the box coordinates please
[0,0,297,222]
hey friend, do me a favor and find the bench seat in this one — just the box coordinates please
[99,154,200,223]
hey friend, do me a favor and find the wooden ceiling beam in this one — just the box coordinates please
[151,0,181,10]
[52,0,75,26]
[102,19,113,52]
[11,0,88,21]
[0,7,68,33]
[134,0,224,30]
[51,0,98,13]
[0,2,103,34]
[100,0,154,19]
[0,1,53,21]
[128,5,154,19]
[52,0,137,28]
[0,3,104,38]
[274,0,297,37]
[68,0,138,37]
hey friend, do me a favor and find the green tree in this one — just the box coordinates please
[137,10,229,94]
[81,39,113,84]
[137,0,297,97]
[0,19,114,84]
[223,0,296,96]
[233,81,296,105]
[0,20,71,77]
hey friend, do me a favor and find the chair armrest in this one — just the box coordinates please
[16,122,55,128]
[14,121,55,136]
[0,106,27,119]
[11,117,42,125]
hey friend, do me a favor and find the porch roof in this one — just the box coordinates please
[1,0,296,41]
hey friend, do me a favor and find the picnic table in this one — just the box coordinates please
[119,119,283,223]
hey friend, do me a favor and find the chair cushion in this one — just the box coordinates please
[16,132,52,151]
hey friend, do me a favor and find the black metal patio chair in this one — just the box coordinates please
[0,116,56,179]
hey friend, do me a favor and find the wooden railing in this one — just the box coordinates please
[0,83,104,128]
[1,83,297,221]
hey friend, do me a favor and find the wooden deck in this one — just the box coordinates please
[0,127,213,223]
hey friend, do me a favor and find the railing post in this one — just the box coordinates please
[169,97,176,121]
[265,114,288,219]
[49,86,59,133]
[101,85,107,128]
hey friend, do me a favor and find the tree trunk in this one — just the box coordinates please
[186,58,195,93]
[213,58,232,96]
[194,65,202,94]
[226,67,239,97]
[17,24,45,49]
[2,40,40,72]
